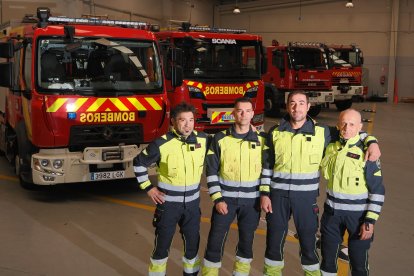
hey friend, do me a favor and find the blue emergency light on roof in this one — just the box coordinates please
[188,26,246,34]
[46,16,153,29]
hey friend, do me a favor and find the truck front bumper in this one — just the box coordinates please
[31,145,143,185]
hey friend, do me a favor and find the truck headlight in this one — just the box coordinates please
[53,159,64,169]
[41,159,49,167]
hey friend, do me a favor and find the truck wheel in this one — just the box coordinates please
[308,105,322,117]
[15,154,37,190]
[265,91,280,117]
[335,99,353,111]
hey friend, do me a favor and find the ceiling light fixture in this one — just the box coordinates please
[233,0,241,14]
[345,0,354,8]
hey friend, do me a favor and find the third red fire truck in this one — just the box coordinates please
[263,41,334,117]
[328,44,365,110]
[156,23,265,133]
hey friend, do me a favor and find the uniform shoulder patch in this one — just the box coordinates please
[346,152,361,160]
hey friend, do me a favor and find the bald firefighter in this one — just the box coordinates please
[320,109,385,276]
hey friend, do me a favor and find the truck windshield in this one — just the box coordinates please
[332,50,362,67]
[37,37,163,95]
[174,38,261,80]
[288,48,328,70]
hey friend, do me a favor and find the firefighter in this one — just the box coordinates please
[202,97,268,276]
[320,109,385,276]
[260,91,381,276]
[133,102,209,276]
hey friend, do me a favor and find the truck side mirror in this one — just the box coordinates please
[0,41,14,58]
[0,62,13,87]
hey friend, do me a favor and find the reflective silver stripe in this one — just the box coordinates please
[261,178,271,185]
[183,256,200,273]
[326,199,367,211]
[327,189,368,200]
[233,273,249,276]
[207,175,219,183]
[203,258,221,268]
[208,186,221,194]
[264,258,284,267]
[321,270,337,276]
[150,257,168,264]
[219,177,259,188]
[270,182,319,191]
[137,175,149,183]
[273,171,320,179]
[235,255,252,263]
[134,166,147,173]
[164,191,200,202]
[368,204,382,212]
[221,191,260,198]
[149,272,165,276]
[302,263,320,272]
[262,169,273,176]
[158,182,199,192]
[369,194,385,202]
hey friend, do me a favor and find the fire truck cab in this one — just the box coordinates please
[0,8,173,189]
[156,23,265,133]
[263,42,334,117]
[328,44,364,110]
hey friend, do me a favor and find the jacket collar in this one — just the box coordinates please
[226,125,259,142]
[339,134,362,148]
[171,128,198,144]
[279,115,316,135]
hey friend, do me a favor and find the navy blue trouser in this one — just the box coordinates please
[265,194,320,266]
[152,200,200,262]
[320,209,372,276]
[204,198,260,263]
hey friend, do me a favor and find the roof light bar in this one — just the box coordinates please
[47,16,151,29]
[189,26,246,34]
[289,41,326,48]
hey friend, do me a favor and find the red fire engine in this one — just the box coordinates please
[263,41,334,117]
[156,23,265,133]
[0,8,174,189]
[328,44,364,110]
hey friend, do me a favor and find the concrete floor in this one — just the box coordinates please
[0,102,412,276]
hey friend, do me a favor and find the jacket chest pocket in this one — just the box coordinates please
[249,147,262,177]
[166,154,179,177]
[344,158,365,188]
[222,149,239,174]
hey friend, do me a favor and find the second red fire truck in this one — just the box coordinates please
[156,23,266,133]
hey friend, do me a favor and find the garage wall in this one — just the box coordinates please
[215,0,414,100]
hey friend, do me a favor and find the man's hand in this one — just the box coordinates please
[147,187,165,205]
[215,201,228,215]
[261,196,273,213]
[365,143,381,161]
[359,222,374,240]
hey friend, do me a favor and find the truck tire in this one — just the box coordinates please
[15,122,37,190]
[265,88,281,117]
[335,99,353,111]
[308,105,322,117]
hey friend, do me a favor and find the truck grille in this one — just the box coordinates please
[332,76,359,85]
[69,124,143,151]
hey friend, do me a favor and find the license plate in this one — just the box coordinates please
[222,114,235,121]
[90,171,125,181]
[325,95,334,102]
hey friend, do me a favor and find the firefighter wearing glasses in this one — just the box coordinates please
[134,102,209,276]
